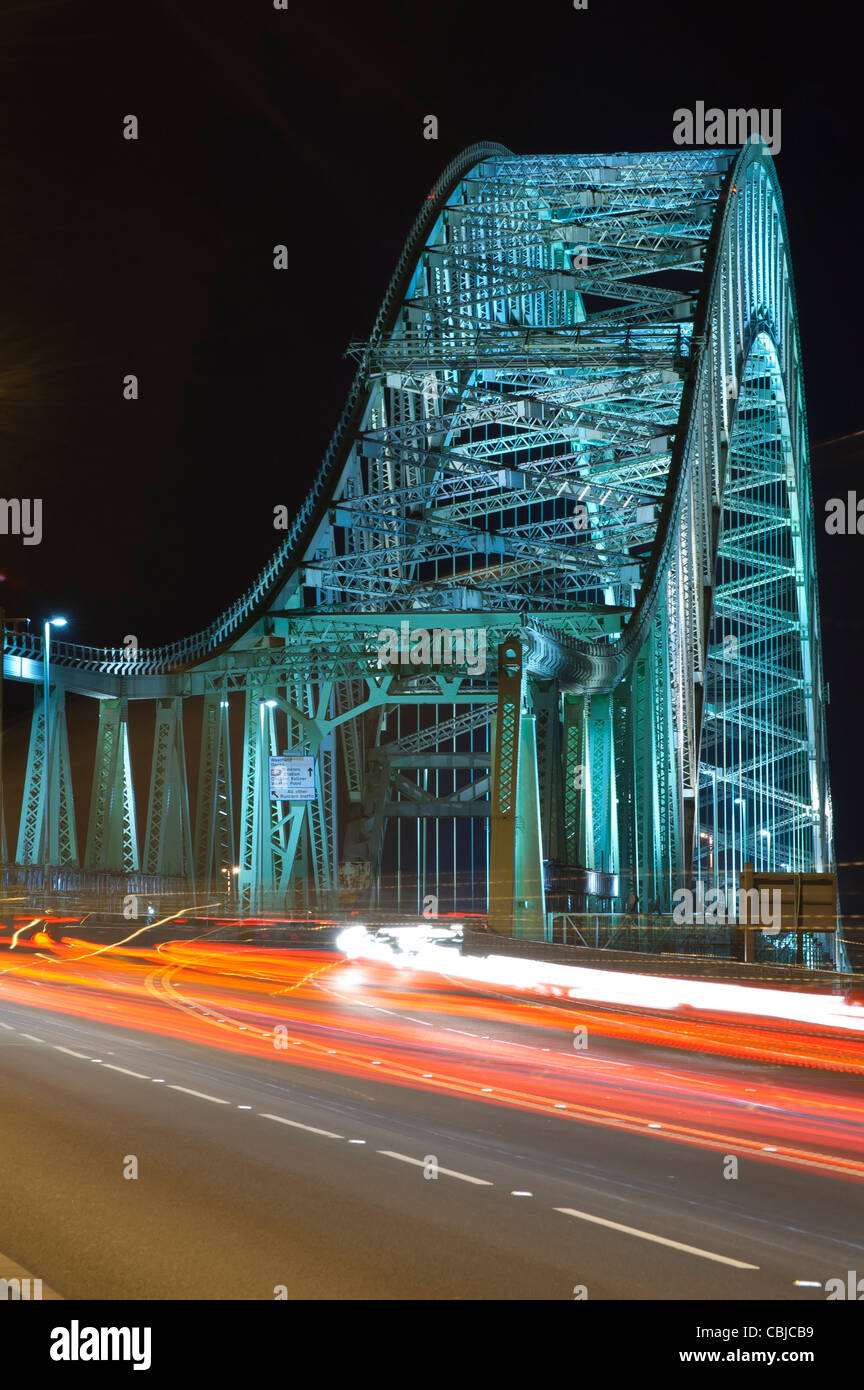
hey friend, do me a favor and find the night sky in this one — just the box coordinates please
[1,0,861,910]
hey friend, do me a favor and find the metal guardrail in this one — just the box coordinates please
[546,911,836,969]
[463,926,856,989]
[0,864,190,920]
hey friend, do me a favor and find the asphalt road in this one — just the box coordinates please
[0,949,862,1300]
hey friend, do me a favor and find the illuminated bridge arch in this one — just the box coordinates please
[2,142,835,960]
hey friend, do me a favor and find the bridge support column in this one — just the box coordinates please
[194,690,235,901]
[17,685,78,867]
[489,639,546,938]
[562,694,586,868]
[586,693,619,883]
[513,709,547,939]
[144,698,193,882]
[531,680,563,865]
[85,698,138,872]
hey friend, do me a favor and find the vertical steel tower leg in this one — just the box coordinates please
[489,639,545,936]
[513,706,547,939]
[144,698,193,880]
[237,679,263,915]
[585,694,619,880]
[84,698,138,872]
[562,694,587,869]
[194,690,235,901]
[17,685,79,866]
[531,680,563,865]
[17,686,48,865]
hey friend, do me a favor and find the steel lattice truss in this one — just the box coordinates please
[2,142,836,958]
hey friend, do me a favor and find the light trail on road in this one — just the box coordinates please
[2,931,864,1184]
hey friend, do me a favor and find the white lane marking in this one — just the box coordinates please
[20,1033,44,1043]
[377,1151,493,1185]
[0,1021,15,1030]
[260,1113,343,1139]
[102,1064,150,1079]
[554,1208,759,1269]
[53,1045,90,1059]
[167,1085,230,1104]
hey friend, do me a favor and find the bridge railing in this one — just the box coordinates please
[548,912,836,969]
[0,864,191,922]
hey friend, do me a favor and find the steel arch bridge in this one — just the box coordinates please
[2,142,835,958]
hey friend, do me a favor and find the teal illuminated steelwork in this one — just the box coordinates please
[0,143,837,961]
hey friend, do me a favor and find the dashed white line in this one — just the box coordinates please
[102,1063,151,1079]
[20,1032,44,1043]
[53,1045,90,1059]
[167,1085,230,1104]
[377,1151,493,1185]
[260,1113,343,1139]
[554,1208,759,1269]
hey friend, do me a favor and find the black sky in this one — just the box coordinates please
[1,0,862,901]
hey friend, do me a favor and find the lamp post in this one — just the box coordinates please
[42,616,67,877]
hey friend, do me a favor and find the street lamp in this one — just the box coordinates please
[42,616,67,874]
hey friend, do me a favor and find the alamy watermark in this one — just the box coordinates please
[672,880,782,933]
[673,104,781,155]
[376,623,487,676]
[0,498,42,546]
[825,492,864,534]
[50,1323,151,1371]
[1,1277,42,1300]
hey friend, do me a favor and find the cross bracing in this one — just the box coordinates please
[2,141,837,960]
